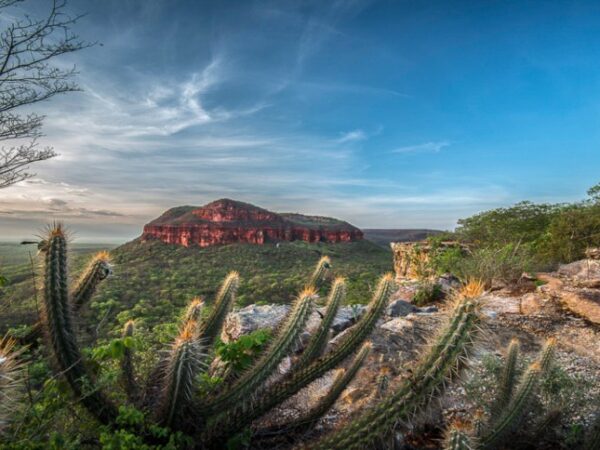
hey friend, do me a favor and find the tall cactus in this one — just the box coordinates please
[156,321,204,428]
[296,277,345,369]
[308,256,331,289]
[444,422,477,450]
[40,225,117,424]
[120,320,138,404]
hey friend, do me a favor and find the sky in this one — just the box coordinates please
[1,0,600,243]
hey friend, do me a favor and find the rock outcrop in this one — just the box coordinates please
[142,199,363,247]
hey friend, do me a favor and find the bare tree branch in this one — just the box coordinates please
[0,0,91,188]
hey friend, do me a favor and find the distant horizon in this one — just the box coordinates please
[2,0,600,241]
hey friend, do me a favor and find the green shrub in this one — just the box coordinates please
[412,282,444,306]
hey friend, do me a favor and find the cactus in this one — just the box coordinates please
[156,321,204,428]
[490,338,520,421]
[480,362,542,449]
[40,225,117,424]
[444,422,477,450]
[295,277,345,369]
[120,320,138,404]
[201,287,314,415]
[71,251,112,311]
[0,336,24,435]
[309,297,483,450]
[196,271,239,346]
[308,256,331,289]
[201,273,396,446]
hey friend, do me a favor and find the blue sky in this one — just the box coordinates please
[1,0,600,242]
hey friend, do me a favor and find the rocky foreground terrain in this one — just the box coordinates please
[217,259,600,448]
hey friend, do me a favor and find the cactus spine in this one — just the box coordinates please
[41,225,117,424]
[296,277,346,369]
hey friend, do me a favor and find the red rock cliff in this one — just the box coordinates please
[142,199,363,247]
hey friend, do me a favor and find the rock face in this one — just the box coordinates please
[142,199,363,247]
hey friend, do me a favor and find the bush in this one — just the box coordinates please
[412,282,444,306]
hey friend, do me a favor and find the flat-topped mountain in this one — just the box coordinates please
[142,198,363,247]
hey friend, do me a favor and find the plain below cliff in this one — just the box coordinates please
[363,228,443,247]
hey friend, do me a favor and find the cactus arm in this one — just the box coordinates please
[538,337,556,374]
[490,338,520,421]
[120,320,139,404]
[200,288,314,415]
[308,256,331,289]
[310,299,481,450]
[480,362,542,449]
[200,274,395,446]
[196,272,239,345]
[260,342,371,437]
[41,226,117,424]
[156,321,203,428]
[296,277,346,369]
[71,251,111,311]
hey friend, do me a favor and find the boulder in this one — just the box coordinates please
[386,299,418,317]
[558,259,600,281]
[380,317,413,333]
[222,304,290,342]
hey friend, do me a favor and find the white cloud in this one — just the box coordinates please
[336,129,367,143]
[391,141,451,154]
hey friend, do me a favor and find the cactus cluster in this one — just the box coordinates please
[30,224,597,449]
[36,225,397,448]
[442,337,558,450]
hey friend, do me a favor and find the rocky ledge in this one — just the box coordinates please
[142,199,363,247]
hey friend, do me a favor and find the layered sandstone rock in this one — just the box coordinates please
[142,199,363,247]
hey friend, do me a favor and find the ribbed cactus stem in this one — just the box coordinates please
[202,288,314,415]
[296,277,346,369]
[158,321,202,428]
[444,423,477,450]
[41,225,117,424]
[308,256,331,289]
[584,411,600,450]
[0,336,24,435]
[120,320,138,404]
[293,342,371,430]
[201,274,395,445]
[310,299,481,450]
[480,362,542,449]
[491,339,520,421]
[71,251,112,311]
[537,337,556,374]
[196,271,239,345]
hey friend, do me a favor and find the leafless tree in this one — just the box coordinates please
[0,0,90,188]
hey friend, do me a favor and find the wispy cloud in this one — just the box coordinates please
[391,141,451,154]
[336,129,367,143]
